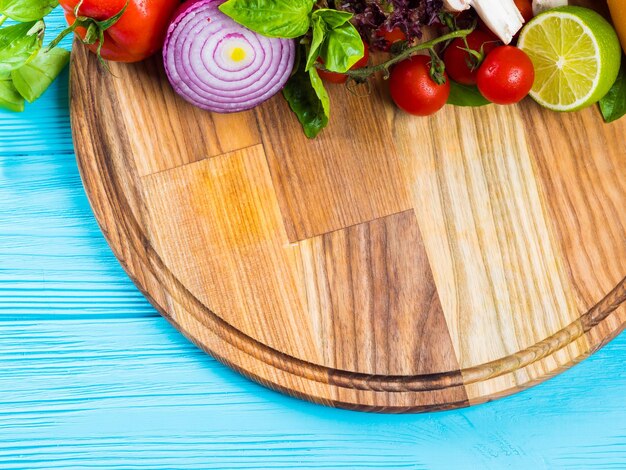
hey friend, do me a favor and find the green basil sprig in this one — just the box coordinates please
[0,0,67,112]
[306,9,363,73]
[283,49,329,139]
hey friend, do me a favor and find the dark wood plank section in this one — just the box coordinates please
[256,85,411,242]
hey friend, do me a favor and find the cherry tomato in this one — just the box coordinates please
[443,30,499,86]
[376,26,407,50]
[61,0,179,63]
[514,0,534,22]
[318,43,370,84]
[389,55,450,116]
[476,46,535,105]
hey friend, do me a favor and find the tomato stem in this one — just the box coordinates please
[316,27,474,82]
[46,22,80,52]
[45,1,128,62]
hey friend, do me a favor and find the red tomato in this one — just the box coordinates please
[389,55,451,116]
[443,30,499,86]
[376,26,407,50]
[476,46,535,105]
[514,0,534,22]
[61,0,179,62]
[318,43,370,85]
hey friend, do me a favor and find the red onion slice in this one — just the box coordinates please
[163,0,296,113]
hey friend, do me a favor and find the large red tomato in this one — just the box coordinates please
[61,0,179,62]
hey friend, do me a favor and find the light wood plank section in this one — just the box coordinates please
[256,85,411,242]
[395,104,591,399]
[522,107,626,347]
[141,145,320,364]
[107,58,261,177]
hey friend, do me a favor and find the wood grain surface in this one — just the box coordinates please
[69,2,626,411]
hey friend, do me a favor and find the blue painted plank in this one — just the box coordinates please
[1,6,625,470]
[0,10,73,157]
[0,318,625,469]
[0,151,155,319]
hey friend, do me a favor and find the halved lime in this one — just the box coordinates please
[518,6,622,112]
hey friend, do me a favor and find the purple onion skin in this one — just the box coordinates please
[163,0,296,113]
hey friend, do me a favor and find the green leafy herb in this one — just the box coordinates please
[12,47,69,102]
[600,60,626,123]
[0,72,24,111]
[310,9,363,74]
[306,13,326,71]
[219,0,315,39]
[447,80,491,107]
[0,20,44,74]
[0,0,58,22]
[283,53,329,139]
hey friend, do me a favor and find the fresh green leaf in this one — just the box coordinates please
[309,66,329,120]
[600,60,626,123]
[305,14,327,71]
[447,80,491,107]
[0,21,44,74]
[320,21,363,73]
[312,8,352,29]
[219,0,315,39]
[283,54,329,139]
[307,9,362,74]
[0,73,24,111]
[0,0,58,22]
[12,47,69,102]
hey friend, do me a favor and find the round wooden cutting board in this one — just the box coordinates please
[69,11,626,412]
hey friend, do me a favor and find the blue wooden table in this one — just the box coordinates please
[1,9,625,469]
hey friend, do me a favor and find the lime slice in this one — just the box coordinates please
[518,6,622,112]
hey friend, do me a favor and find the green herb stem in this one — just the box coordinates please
[0,15,7,27]
[320,28,474,81]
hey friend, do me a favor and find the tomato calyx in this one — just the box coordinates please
[459,41,490,72]
[428,49,447,85]
[48,0,128,68]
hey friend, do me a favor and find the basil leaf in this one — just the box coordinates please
[305,14,327,71]
[0,21,44,74]
[447,81,491,107]
[0,73,24,112]
[12,47,69,103]
[600,60,626,123]
[321,22,363,73]
[0,0,58,22]
[219,0,315,39]
[312,8,352,29]
[283,55,329,139]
